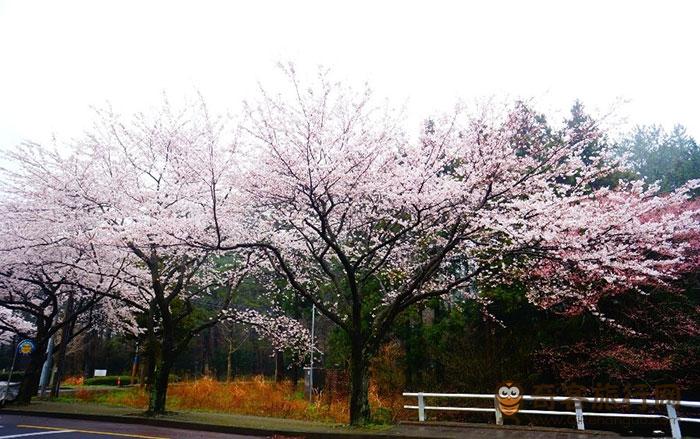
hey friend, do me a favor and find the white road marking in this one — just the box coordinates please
[0,431,73,438]
[16,425,169,439]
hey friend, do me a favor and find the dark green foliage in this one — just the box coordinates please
[621,124,700,194]
[392,281,699,397]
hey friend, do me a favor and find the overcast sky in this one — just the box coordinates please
[0,0,698,154]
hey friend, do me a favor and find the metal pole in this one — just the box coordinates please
[3,340,19,404]
[130,342,139,385]
[574,400,585,430]
[667,403,682,439]
[309,304,315,403]
[494,396,504,425]
[418,393,426,422]
[39,337,54,398]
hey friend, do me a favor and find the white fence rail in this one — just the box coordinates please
[403,392,700,439]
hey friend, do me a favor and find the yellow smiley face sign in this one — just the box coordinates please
[17,339,35,355]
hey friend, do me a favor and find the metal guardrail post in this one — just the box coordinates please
[418,393,425,422]
[666,403,681,439]
[494,396,503,425]
[574,400,585,430]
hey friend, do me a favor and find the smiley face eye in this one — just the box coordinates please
[510,387,520,397]
[498,386,509,397]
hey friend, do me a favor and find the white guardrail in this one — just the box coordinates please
[403,392,700,438]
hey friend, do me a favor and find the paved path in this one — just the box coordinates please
[0,414,264,439]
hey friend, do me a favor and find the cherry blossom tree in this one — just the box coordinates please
[2,99,309,414]
[0,181,121,403]
[2,65,697,425]
[204,66,700,425]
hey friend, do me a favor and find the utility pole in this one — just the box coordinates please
[2,338,18,405]
[309,304,315,403]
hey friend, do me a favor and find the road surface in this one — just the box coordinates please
[0,414,264,438]
[0,413,635,438]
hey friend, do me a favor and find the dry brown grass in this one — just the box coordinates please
[66,375,401,424]
[62,376,84,386]
[169,376,319,419]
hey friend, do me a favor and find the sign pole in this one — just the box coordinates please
[3,339,36,404]
[3,340,19,404]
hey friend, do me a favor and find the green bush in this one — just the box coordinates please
[84,375,133,386]
[372,407,393,425]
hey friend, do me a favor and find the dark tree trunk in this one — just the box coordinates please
[50,339,67,397]
[139,357,146,389]
[51,308,75,397]
[145,343,157,390]
[275,350,284,383]
[82,330,95,379]
[202,328,213,377]
[147,351,174,415]
[348,337,371,425]
[291,361,300,388]
[144,319,157,390]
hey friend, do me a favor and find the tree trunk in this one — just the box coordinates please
[144,333,157,390]
[139,359,146,389]
[226,340,234,382]
[202,328,211,377]
[143,307,157,390]
[291,361,300,388]
[275,350,284,383]
[51,315,75,397]
[348,339,371,425]
[16,342,47,405]
[82,330,95,379]
[147,352,173,415]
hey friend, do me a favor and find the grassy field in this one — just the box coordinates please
[56,376,404,425]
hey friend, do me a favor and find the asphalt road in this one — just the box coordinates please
[0,413,642,438]
[0,414,265,439]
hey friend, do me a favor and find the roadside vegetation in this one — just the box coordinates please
[57,375,403,424]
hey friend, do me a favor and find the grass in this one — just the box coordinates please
[54,375,403,425]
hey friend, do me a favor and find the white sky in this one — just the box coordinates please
[0,0,698,154]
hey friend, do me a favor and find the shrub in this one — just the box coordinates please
[62,376,84,386]
[83,375,133,386]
